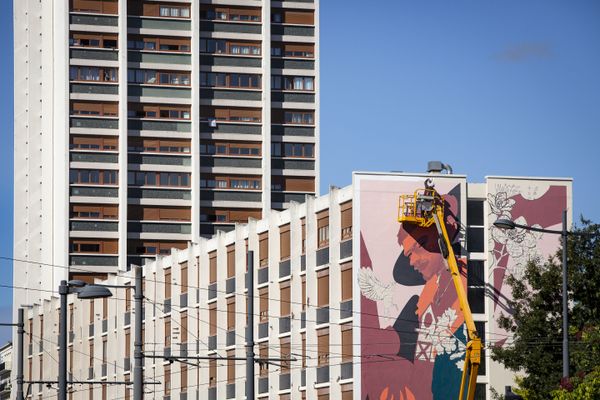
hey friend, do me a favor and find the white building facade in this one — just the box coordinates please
[18,172,573,400]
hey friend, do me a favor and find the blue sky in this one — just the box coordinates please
[1,0,600,343]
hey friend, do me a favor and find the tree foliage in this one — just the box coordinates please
[491,219,600,400]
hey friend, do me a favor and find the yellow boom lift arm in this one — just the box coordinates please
[397,179,481,400]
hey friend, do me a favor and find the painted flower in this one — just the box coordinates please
[488,192,516,218]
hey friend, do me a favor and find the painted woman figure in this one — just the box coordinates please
[359,182,466,400]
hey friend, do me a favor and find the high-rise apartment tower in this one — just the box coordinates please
[13,0,319,306]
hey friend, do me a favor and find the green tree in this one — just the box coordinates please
[491,219,600,400]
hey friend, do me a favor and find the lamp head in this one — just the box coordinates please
[494,219,516,230]
[76,285,113,300]
[67,280,87,288]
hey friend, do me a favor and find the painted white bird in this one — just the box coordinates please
[358,267,399,319]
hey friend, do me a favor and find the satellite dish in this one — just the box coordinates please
[209,118,217,128]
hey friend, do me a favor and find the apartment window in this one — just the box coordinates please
[181,312,188,343]
[128,138,190,154]
[128,205,191,221]
[209,304,217,336]
[272,9,314,25]
[208,359,217,387]
[70,136,118,151]
[70,239,118,254]
[127,171,190,187]
[301,332,306,368]
[70,33,118,49]
[200,38,262,55]
[259,288,268,322]
[164,317,171,349]
[209,252,217,284]
[284,111,314,125]
[280,283,291,317]
[259,344,268,376]
[317,270,329,307]
[71,204,118,219]
[102,337,107,366]
[467,200,485,253]
[317,330,329,366]
[71,0,118,14]
[70,66,117,82]
[89,342,94,367]
[128,104,190,120]
[201,6,261,22]
[203,107,262,123]
[181,262,188,293]
[200,208,261,224]
[280,338,291,372]
[127,69,190,86]
[341,325,352,362]
[271,142,314,158]
[159,5,190,18]
[280,224,290,260]
[227,299,235,331]
[226,245,236,278]
[180,365,188,392]
[317,210,329,248]
[165,269,171,300]
[341,262,352,301]
[69,169,118,185]
[301,218,306,254]
[341,201,353,240]
[200,141,261,157]
[271,75,314,91]
[200,72,261,89]
[164,364,171,396]
[271,176,314,193]
[301,276,306,311]
[259,233,268,267]
[130,240,187,255]
[200,175,261,190]
[127,35,190,52]
[272,42,314,58]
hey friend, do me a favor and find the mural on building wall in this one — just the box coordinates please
[355,175,467,400]
[487,179,569,346]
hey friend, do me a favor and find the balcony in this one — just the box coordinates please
[225,277,235,294]
[201,22,261,35]
[316,246,329,266]
[200,191,262,202]
[200,55,261,68]
[271,92,315,103]
[316,306,329,325]
[70,14,118,26]
[70,152,118,163]
[128,188,191,200]
[201,89,262,102]
[278,259,291,278]
[128,85,191,100]
[71,255,119,267]
[128,119,191,133]
[70,186,118,197]
[128,153,191,166]
[128,51,191,65]
[272,159,315,171]
[271,58,314,70]
[271,125,314,137]
[200,121,261,135]
[272,25,314,37]
[340,239,352,259]
[70,118,118,130]
[271,193,308,204]
[127,222,192,235]
[70,48,118,61]
[70,221,118,232]
[200,157,261,169]
[70,83,119,95]
[127,17,191,31]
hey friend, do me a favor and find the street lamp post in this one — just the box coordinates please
[494,209,570,380]
[58,280,113,400]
